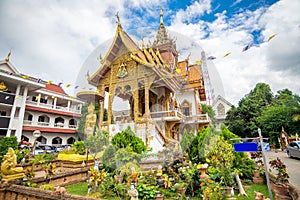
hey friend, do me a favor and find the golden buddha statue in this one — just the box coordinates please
[0,81,8,92]
[1,147,25,181]
[84,103,97,137]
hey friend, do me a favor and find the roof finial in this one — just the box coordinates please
[160,7,164,25]
[142,38,145,48]
[115,11,120,25]
[5,49,11,62]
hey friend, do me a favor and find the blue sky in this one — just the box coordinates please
[0,0,299,105]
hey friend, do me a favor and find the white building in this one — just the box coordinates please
[0,57,83,146]
[212,95,233,130]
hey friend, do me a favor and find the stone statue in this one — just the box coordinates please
[128,187,138,200]
[85,103,97,137]
[1,147,25,181]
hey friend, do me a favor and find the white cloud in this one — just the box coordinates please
[168,0,300,105]
[0,0,299,106]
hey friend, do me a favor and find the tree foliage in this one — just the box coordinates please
[201,104,216,126]
[0,136,18,162]
[84,130,109,155]
[111,126,146,154]
[186,126,219,164]
[225,83,274,137]
[225,83,300,142]
[257,89,300,143]
[180,130,195,153]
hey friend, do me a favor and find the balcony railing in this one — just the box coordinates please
[183,114,210,123]
[23,120,77,129]
[26,100,81,114]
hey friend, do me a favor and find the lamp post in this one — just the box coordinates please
[32,130,41,156]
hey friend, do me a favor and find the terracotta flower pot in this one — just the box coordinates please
[177,187,187,195]
[272,184,291,200]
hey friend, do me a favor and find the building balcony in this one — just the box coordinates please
[150,110,184,121]
[113,110,210,124]
[23,120,77,130]
[25,101,82,117]
[183,114,210,124]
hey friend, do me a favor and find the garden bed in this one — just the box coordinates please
[64,181,273,200]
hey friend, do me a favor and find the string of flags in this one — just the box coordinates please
[202,33,277,61]
[3,30,284,101]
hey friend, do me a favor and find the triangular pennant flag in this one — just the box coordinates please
[47,80,52,85]
[196,60,202,65]
[242,43,252,52]
[66,83,71,88]
[207,56,216,60]
[22,75,29,79]
[267,34,277,42]
[223,52,231,57]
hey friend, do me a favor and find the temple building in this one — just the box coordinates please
[0,55,83,146]
[79,9,212,152]
[212,95,233,131]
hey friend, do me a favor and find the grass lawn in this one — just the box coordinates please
[65,182,274,199]
[65,182,88,196]
[234,183,274,200]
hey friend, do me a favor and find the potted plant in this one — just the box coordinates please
[253,167,264,184]
[269,157,291,198]
[174,181,188,195]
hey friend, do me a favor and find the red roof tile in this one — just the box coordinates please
[45,84,66,95]
[23,126,76,134]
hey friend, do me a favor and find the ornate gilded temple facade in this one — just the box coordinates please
[87,10,210,151]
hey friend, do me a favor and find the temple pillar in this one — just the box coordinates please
[144,78,150,118]
[107,93,113,125]
[133,90,139,121]
[98,100,104,129]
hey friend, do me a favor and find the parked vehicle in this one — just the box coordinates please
[39,145,56,154]
[33,146,45,155]
[286,141,300,158]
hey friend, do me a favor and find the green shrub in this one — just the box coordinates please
[72,141,86,155]
[0,136,18,162]
[41,184,54,191]
[136,184,158,200]
[112,126,146,154]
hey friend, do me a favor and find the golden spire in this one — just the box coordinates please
[5,49,11,62]
[116,11,120,25]
[160,7,164,25]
